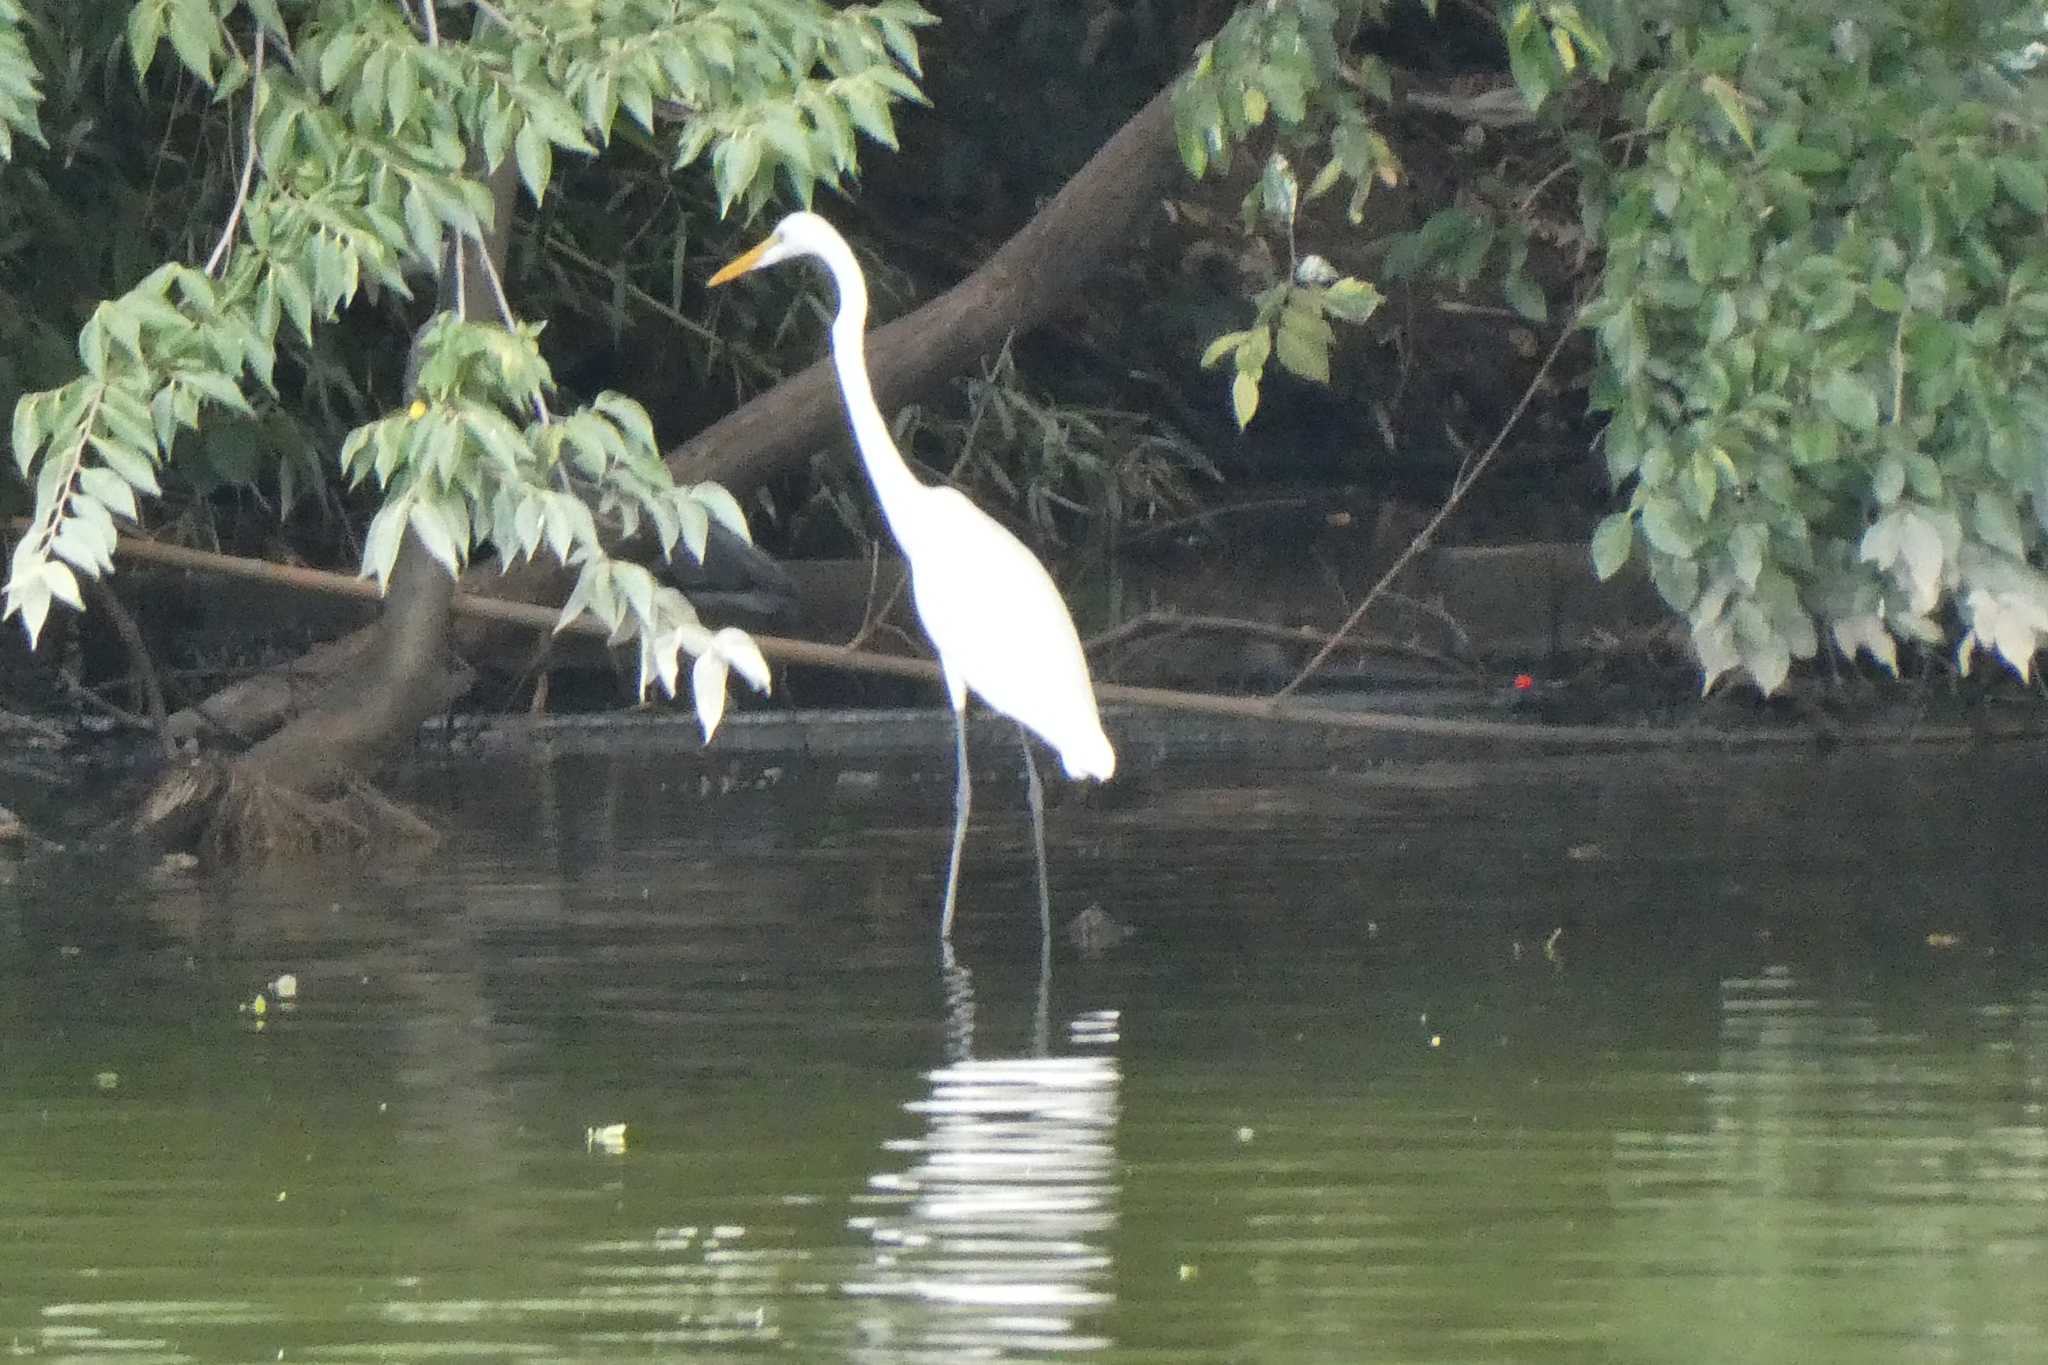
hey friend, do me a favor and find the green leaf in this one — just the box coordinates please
[1831,613,1898,675]
[711,625,772,693]
[692,650,730,740]
[841,83,900,151]
[11,391,46,474]
[6,554,54,645]
[1505,6,1556,111]
[556,560,602,634]
[1700,75,1753,153]
[50,516,113,579]
[273,265,313,344]
[618,74,655,137]
[1649,546,1700,612]
[77,312,109,376]
[40,558,82,611]
[317,29,358,91]
[514,121,554,207]
[1257,152,1298,224]
[1504,265,1548,323]
[686,481,752,545]
[1234,324,1271,376]
[242,0,287,39]
[676,497,709,563]
[1972,489,2026,556]
[1321,277,1382,324]
[1818,371,1879,432]
[1241,83,1268,128]
[164,0,217,83]
[1640,493,1703,556]
[612,561,657,629]
[1789,418,1839,468]
[127,0,166,81]
[1949,154,1997,222]
[1231,371,1260,428]
[516,86,593,154]
[1903,452,1942,501]
[1727,521,1766,589]
[386,47,420,128]
[1305,156,1343,202]
[94,428,163,497]
[712,133,763,214]
[361,502,407,588]
[78,465,139,522]
[1274,307,1331,385]
[1997,155,2048,215]
[409,498,467,577]
[1590,510,1633,580]
[1200,329,1250,369]
[175,366,253,414]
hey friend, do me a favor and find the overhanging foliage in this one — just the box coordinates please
[2,0,930,734]
[1179,0,2048,694]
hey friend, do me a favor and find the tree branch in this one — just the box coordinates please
[669,83,1183,495]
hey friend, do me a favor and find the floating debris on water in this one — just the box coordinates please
[1068,903,1135,957]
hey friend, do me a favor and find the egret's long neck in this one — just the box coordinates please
[819,239,924,527]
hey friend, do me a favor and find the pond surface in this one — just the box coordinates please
[2,725,2046,1363]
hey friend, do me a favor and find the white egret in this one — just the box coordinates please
[709,212,1116,938]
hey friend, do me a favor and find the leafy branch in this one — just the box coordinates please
[0,0,44,160]
[5,0,932,736]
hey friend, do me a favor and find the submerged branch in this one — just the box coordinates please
[67,527,1999,750]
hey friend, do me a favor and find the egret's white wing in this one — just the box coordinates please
[898,487,1114,780]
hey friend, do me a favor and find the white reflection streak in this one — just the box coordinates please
[845,1009,1123,1359]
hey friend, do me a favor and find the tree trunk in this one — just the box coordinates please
[233,156,521,790]
[142,164,520,858]
[231,526,469,787]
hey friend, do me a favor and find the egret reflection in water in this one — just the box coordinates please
[846,936,1123,1360]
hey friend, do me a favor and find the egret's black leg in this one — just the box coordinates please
[940,702,971,939]
[1018,725,1050,949]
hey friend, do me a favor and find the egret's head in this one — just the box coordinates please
[707,211,842,285]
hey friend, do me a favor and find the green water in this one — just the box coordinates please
[1,739,2044,1362]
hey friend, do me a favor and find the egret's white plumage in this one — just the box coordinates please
[710,212,1115,935]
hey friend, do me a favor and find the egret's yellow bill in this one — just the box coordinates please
[707,238,773,287]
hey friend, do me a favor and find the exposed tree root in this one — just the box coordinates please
[137,755,439,868]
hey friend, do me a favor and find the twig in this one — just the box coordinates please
[1373,587,1473,651]
[60,675,158,734]
[83,579,175,757]
[470,236,551,425]
[204,30,264,278]
[1117,496,1319,546]
[1273,314,1578,699]
[1086,608,1474,677]
[1434,299,1524,319]
[840,544,914,652]
[541,232,783,382]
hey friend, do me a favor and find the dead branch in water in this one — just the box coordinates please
[17,521,2007,751]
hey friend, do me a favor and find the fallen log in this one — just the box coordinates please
[84,529,2007,752]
